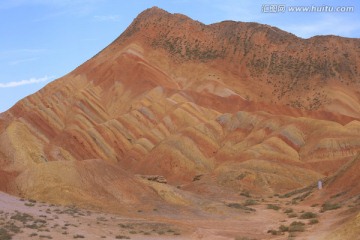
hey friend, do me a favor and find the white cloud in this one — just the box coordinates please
[208,0,267,23]
[0,48,46,55]
[283,15,360,38]
[0,0,103,20]
[201,0,359,38]
[94,14,121,22]
[0,75,55,88]
[0,0,102,9]
[9,57,38,65]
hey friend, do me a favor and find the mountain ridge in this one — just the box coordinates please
[90,7,360,119]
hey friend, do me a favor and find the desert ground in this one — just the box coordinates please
[1,188,359,240]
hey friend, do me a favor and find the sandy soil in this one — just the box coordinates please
[1,190,358,240]
[0,191,188,240]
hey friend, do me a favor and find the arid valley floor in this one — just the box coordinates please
[1,184,360,240]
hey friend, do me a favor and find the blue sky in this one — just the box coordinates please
[0,0,359,113]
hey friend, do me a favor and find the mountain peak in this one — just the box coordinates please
[131,6,195,25]
[84,6,360,118]
[137,6,169,17]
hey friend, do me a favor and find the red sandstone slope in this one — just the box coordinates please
[0,7,359,212]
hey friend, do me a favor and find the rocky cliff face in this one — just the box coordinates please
[0,7,359,213]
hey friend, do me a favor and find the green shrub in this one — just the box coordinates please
[293,191,312,202]
[4,222,21,234]
[309,219,319,225]
[321,202,341,212]
[115,236,130,239]
[284,208,293,214]
[226,203,256,212]
[25,203,35,207]
[279,225,289,232]
[330,192,346,199]
[267,204,280,210]
[0,228,12,240]
[299,212,317,219]
[10,212,34,224]
[73,235,85,239]
[243,199,258,206]
[267,229,280,235]
[240,191,251,198]
[39,235,52,239]
[289,221,305,232]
